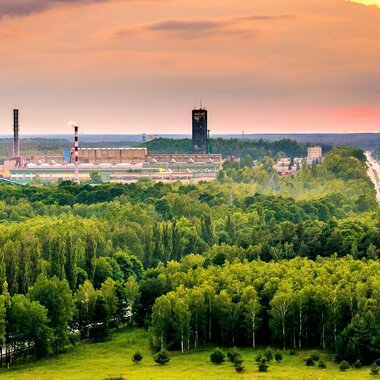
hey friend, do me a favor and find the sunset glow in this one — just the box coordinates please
[0,0,380,134]
[349,0,380,6]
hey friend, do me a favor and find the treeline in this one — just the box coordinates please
[141,138,331,159]
[148,257,380,365]
[0,273,140,366]
[0,138,71,160]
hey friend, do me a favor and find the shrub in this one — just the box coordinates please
[234,356,243,366]
[255,353,263,363]
[233,356,245,373]
[235,362,245,373]
[274,351,283,363]
[258,360,269,372]
[353,359,362,369]
[132,351,143,364]
[154,349,170,365]
[227,347,241,363]
[370,364,380,376]
[210,348,225,365]
[339,360,350,371]
[318,360,326,369]
[375,359,380,366]
[305,357,315,367]
[311,351,320,361]
[264,347,273,362]
[289,349,296,355]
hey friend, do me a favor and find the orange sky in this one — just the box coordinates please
[0,0,380,135]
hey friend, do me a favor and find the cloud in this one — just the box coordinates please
[0,0,108,18]
[116,13,297,39]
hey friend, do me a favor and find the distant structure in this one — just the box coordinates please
[192,107,208,154]
[307,146,322,162]
[70,147,147,164]
[73,123,80,184]
[13,109,19,158]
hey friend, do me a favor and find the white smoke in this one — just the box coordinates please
[67,120,78,128]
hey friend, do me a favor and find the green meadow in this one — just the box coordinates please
[0,327,373,380]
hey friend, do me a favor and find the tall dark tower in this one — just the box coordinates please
[13,109,19,158]
[192,107,208,154]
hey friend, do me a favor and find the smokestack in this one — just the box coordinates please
[73,123,80,184]
[13,109,19,158]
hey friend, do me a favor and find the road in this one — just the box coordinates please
[365,151,380,203]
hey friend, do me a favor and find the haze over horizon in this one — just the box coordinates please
[0,0,380,135]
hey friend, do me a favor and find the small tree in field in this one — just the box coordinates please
[339,361,350,372]
[154,349,170,365]
[227,347,241,363]
[235,358,245,373]
[274,351,283,363]
[132,351,143,364]
[370,364,379,376]
[210,348,225,364]
[258,359,269,372]
[264,347,273,362]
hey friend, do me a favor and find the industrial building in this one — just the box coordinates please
[307,146,322,165]
[69,147,148,164]
[192,107,208,154]
[307,146,322,160]
[1,105,222,184]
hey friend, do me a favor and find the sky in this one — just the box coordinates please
[0,0,380,135]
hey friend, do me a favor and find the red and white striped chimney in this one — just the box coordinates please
[73,124,80,184]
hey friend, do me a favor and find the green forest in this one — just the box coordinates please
[142,137,332,159]
[0,146,379,374]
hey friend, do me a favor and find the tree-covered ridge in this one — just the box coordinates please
[141,138,332,159]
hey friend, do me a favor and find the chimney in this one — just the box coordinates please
[13,109,19,158]
[73,124,80,184]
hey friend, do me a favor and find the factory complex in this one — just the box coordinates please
[1,107,222,184]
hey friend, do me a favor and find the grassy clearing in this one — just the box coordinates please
[0,327,374,380]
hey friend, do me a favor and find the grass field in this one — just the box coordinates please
[0,327,374,380]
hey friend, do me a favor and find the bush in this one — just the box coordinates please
[318,360,326,369]
[311,351,320,361]
[375,359,380,366]
[264,347,273,362]
[234,356,243,366]
[289,349,296,355]
[370,364,380,376]
[353,359,362,369]
[227,347,241,363]
[154,349,170,365]
[305,357,315,367]
[235,361,245,373]
[210,348,225,365]
[258,360,269,372]
[274,351,283,363]
[339,360,350,371]
[132,351,143,364]
[255,353,263,363]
